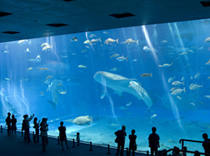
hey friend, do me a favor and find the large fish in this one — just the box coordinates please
[93,71,153,110]
[48,79,64,108]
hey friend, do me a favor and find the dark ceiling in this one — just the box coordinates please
[0,0,210,43]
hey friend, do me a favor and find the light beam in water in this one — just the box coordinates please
[100,76,119,124]
[142,25,184,131]
[85,31,95,52]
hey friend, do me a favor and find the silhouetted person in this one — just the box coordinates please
[159,149,167,156]
[194,151,200,156]
[129,129,137,156]
[11,115,17,136]
[172,146,180,156]
[40,118,48,152]
[5,112,11,136]
[148,127,160,156]
[21,115,25,137]
[45,118,49,145]
[183,146,187,156]
[58,121,69,150]
[202,133,210,156]
[33,117,40,143]
[115,125,127,156]
[76,132,80,146]
[23,114,34,142]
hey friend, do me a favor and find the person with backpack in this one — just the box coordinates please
[114,125,127,156]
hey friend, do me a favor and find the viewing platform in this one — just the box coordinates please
[0,127,147,156]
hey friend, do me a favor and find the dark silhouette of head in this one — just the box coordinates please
[12,115,15,119]
[161,149,167,156]
[23,114,28,119]
[203,133,208,139]
[173,146,180,154]
[60,121,64,126]
[34,117,37,122]
[194,150,200,156]
[42,118,47,122]
[131,129,135,134]
[8,112,11,116]
[152,127,156,133]
[122,125,126,131]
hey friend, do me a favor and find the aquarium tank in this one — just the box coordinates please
[0,18,210,152]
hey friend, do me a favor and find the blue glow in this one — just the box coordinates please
[0,18,210,152]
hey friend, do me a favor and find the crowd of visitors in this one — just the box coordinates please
[4,112,210,155]
[114,125,159,156]
[5,112,17,136]
[114,125,209,156]
[5,112,70,152]
[6,112,50,152]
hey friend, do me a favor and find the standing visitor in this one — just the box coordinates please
[33,117,40,143]
[5,112,11,136]
[202,133,210,156]
[148,127,160,156]
[114,125,127,156]
[40,118,48,152]
[76,132,80,146]
[58,121,69,150]
[11,115,17,136]
[23,114,35,142]
[21,115,25,137]
[129,129,137,156]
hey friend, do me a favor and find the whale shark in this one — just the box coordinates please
[94,71,153,110]
[47,79,64,108]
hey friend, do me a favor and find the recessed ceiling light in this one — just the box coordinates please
[110,12,135,19]
[0,11,12,18]
[2,31,19,34]
[63,0,75,2]
[200,1,210,7]
[46,23,68,27]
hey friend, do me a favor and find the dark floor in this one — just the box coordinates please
[0,128,147,156]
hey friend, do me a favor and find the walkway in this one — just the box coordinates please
[0,128,147,156]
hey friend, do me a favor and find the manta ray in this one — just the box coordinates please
[94,71,153,110]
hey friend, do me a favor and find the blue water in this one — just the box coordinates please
[1,18,210,152]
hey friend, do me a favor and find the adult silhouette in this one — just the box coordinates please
[58,121,69,150]
[115,125,127,156]
[5,112,11,136]
[40,118,48,152]
[128,129,137,156]
[148,127,160,156]
[11,115,17,136]
[23,114,34,142]
[33,117,40,143]
[202,133,210,156]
